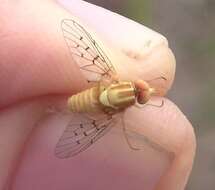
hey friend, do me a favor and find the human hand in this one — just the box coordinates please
[0,0,196,190]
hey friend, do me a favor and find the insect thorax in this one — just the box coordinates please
[99,81,136,113]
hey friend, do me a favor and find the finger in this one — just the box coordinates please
[59,0,176,94]
[0,0,175,108]
[0,96,58,190]
[0,0,84,108]
[10,98,195,190]
[124,98,196,190]
[0,0,176,189]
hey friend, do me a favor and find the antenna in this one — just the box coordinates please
[145,99,164,108]
[135,99,164,108]
[146,76,167,83]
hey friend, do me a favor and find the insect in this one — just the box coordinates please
[54,19,166,158]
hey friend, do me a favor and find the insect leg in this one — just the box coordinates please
[134,99,164,108]
[86,79,100,83]
[146,76,167,82]
[121,113,140,151]
[46,106,70,115]
[144,99,164,108]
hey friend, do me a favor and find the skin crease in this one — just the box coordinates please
[0,0,196,190]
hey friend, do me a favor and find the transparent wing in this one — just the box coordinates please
[55,115,114,158]
[61,19,116,82]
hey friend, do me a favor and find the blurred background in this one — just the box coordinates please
[86,0,214,189]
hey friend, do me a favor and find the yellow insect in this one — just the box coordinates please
[55,19,165,158]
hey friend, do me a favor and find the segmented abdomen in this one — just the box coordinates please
[68,86,102,113]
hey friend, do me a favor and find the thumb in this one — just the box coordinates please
[0,1,194,190]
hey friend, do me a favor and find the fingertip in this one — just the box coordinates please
[125,98,195,153]
[58,0,176,95]
[124,97,196,190]
[0,0,88,107]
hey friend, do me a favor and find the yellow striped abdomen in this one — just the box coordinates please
[67,86,102,113]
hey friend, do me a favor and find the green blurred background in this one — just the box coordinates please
[86,0,215,189]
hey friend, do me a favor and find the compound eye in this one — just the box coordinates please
[137,90,150,104]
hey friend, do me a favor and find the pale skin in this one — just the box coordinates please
[0,0,196,190]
